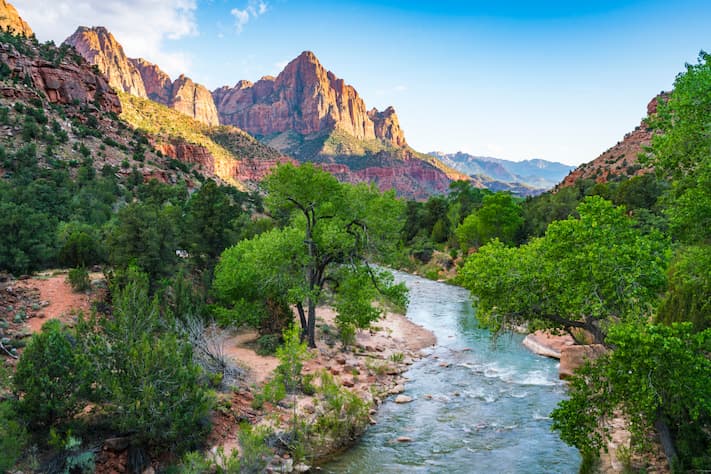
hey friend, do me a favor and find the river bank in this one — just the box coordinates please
[207,305,437,471]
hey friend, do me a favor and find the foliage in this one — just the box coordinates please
[215,163,406,347]
[645,51,711,244]
[458,196,669,343]
[67,267,90,292]
[310,370,370,447]
[551,323,711,470]
[455,192,523,250]
[657,244,711,331]
[14,320,84,426]
[56,221,104,268]
[106,201,180,282]
[76,267,214,452]
[0,401,28,472]
[262,325,313,402]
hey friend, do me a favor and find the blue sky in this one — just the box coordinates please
[13,0,711,165]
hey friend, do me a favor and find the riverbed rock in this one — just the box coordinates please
[390,384,405,395]
[394,395,413,404]
[396,436,413,442]
[522,330,575,359]
[559,344,607,379]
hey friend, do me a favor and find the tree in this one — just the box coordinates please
[645,51,711,244]
[14,320,84,426]
[106,202,180,282]
[215,163,406,347]
[458,196,669,344]
[76,267,214,452]
[551,323,711,470]
[455,192,523,250]
[184,180,243,272]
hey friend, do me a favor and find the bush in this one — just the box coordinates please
[14,320,84,426]
[256,334,280,356]
[67,267,90,292]
[0,401,28,472]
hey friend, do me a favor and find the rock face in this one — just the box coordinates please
[130,58,171,104]
[212,51,406,147]
[0,41,121,113]
[153,140,294,184]
[64,26,219,126]
[559,344,607,380]
[169,75,219,127]
[558,95,666,188]
[369,106,406,148]
[0,0,32,37]
[64,27,147,98]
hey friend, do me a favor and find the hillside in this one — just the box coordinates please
[558,95,665,188]
[118,92,289,189]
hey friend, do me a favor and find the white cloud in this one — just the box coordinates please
[231,0,268,33]
[12,0,198,77]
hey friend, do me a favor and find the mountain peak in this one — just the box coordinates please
[65,26,147,98]
[213,51,407,147]
[0,0,33,37]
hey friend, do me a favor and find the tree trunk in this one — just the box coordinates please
[296,303,308,341]
[307,298,316,348]
[654,415,678,469]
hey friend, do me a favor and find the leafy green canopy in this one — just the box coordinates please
[458,196,669,343]
[214,163,407,347]
[646,51,711,244]
[552,323,711,470]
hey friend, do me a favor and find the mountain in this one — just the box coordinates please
[0,0,32,37]
[0,27,222,189]
[212,51,405,147]
[431,151,574,194]
[64,26,219,126]
[558,95,664,188]
[211,51,466,199]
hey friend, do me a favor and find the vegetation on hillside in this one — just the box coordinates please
[119,92,282,187]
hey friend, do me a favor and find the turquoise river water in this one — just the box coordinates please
[321,271,581,473]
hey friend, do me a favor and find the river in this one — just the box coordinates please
[321,271,581,473]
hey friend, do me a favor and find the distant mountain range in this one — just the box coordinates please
[429,152,575,194]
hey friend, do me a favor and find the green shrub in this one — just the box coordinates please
[0,401,28,472]
[67,267,90,292]
[256,334,280,356]
[14,320,84,426]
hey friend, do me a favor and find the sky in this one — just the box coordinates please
[11,0,711,165]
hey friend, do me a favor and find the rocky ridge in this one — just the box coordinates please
[0,0,32,37]
[64,26,219,126]
[558,95,665,188]
[212,51,407,148]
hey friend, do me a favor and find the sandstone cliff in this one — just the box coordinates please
[558,95,665,187]
[64,27,147,98]
[64,26,219,126]
[0,0,32,37]
[130,57,172,104]
[212,51,407,148]
[0,40,120,113]
[170,75,220,127]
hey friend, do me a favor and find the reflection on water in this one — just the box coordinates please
[321,271,580,473]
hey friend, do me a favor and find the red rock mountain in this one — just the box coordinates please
[558,95,665,188]
[212,51,407,147]
[0,36,120,113]
[64,26,219,126]
[64,27,147,98]
[0,0,32,37]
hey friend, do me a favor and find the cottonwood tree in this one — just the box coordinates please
[458,196,669,344]
[214,163,406,347]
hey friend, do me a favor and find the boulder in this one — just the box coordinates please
[559,344,607,379]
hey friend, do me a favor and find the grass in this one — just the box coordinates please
[118,92,281,188]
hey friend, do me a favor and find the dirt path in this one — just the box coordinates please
[15,272,96,333]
